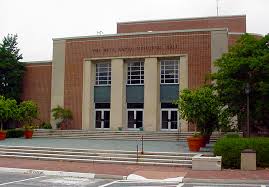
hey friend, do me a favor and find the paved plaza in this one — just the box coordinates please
[0,138,189,152]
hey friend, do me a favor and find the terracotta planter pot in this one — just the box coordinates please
[0,131,6,141]
[24,130,33,139]
[187,136,204,152]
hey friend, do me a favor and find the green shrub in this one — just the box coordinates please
[214,137,269,168]
[6,129,24,138]
[41,122,52,129]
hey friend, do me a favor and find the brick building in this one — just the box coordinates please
[22,15,251,131]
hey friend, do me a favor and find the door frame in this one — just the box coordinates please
[95,109,111,130]
[160,108,179,131]
[127,109,144,130]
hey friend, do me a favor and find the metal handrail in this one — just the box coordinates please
[141,135,144,154]
[136,143,139,162]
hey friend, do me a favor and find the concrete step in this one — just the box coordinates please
[32,130,221,144]
[34,134,219,139]
[0,151,192,164]
[0,145,194,167]
[0,145,196,156]
[0,154,192,167]
[33,130,221,135]
[0,149,192,160]
[32,133,220,137]
[32,136,218,142]
[0,148,193,160]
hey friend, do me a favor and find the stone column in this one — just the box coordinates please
[82,60,95,130]
[144,57,160,132]
[179,55,189,132]
[110,59,126,130]
[50,40,65,129]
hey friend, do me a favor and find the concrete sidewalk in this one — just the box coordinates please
[0,158,268,182]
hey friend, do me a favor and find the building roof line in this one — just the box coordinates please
[53,28,228,41]
[117,15,246,25]
[229,32,263,37]
[22,60,52,65]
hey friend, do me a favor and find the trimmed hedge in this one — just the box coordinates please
[214,137,269,168]
[6,129,24,138]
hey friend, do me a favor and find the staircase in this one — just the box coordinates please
[33,130,221,142]
[0,145,196,167]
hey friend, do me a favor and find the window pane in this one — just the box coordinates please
[99,80,108,85]
[128,111,135,128]
[131,80,140,84]
[161,111,169,129]
[160,60,179,84]
[136,111,143,128]
[96,62,111,85]
[95,111,102,128]
[104,111,110,128]
[127,61,144,85]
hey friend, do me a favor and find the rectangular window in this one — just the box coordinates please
[127,61,144,85]
[160,60,179,84]
[96,62,111,85]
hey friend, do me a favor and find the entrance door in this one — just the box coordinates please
[161,109,178,131]
[127,109,143,130]
[95,109,110,129]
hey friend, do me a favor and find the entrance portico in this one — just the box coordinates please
[81,54,189,132]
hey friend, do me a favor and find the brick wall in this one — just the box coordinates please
[117,15,246,33]
[228,33,242,47]
[64,31,212,129]
[22,63,52,123]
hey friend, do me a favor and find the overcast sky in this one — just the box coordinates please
[1,0,268,61]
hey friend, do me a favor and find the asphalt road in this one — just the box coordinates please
[181,183,268,187]
[0,171,268,187]
[0,171,113,186]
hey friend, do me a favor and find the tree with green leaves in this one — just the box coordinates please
[176,86,230,136]
[51,106,73,129]
[212,34,269,135]
[17,100,38,130]
[0,34,25,101]
[0,96,18,131]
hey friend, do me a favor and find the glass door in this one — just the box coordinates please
[95,109,110,129]
[127,109,143,130]
[161,109,178,131]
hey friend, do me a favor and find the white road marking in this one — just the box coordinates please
[0,175,47,186]
[98,180,120,187]
[42,177,93,185]
[100,180,182,187]
[177,183,185,187]
[191,183,263,187]
[122,186,177,187]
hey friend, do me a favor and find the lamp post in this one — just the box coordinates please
[245,83,250,137]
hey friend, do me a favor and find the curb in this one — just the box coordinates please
[0,167,126,180]
[183,178,269,184]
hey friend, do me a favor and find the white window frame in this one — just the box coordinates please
[160,59,179,84]
[95,62,111,86]
[127,61,144,85]
[127,109,144,130]
[95,109,110,129]
[160,109,179,131]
